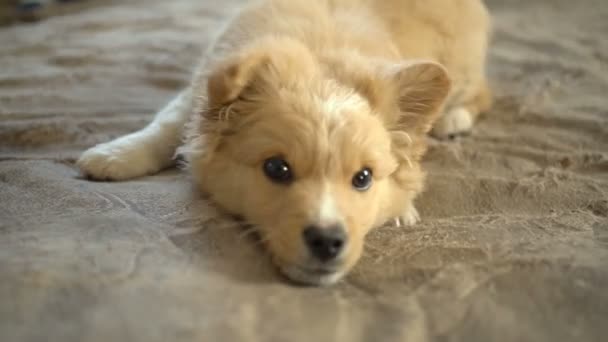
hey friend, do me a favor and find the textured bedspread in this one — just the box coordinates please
[1,0,607,341]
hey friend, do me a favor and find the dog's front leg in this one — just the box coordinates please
[394,203,420,227]
[77,90,192,180]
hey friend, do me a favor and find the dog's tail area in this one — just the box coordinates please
[77,90,193,181]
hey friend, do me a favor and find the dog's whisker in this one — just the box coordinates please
[237,226,259,240]
[404,155,413,169]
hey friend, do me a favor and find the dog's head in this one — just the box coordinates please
[186,37,450,285]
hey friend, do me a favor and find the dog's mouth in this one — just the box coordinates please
[279,263,346,286]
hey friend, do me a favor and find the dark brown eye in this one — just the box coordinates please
[352,168,372,191]
[263,157,293,184]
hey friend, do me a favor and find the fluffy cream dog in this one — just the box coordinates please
[77,0,492,285]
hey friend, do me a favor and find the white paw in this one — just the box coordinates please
[394,205,420,227]
[431,107,473,139]
[77,140,165,181]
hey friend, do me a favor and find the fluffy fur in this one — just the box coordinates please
[77,0,492,285]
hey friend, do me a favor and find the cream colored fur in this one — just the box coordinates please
[78,0,492,285]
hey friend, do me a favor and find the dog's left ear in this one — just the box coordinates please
[381,62,451,135]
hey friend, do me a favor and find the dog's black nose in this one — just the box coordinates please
[303,225,347,262]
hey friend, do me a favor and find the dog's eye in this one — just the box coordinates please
[352,167,372,191]
[263,157,293,184]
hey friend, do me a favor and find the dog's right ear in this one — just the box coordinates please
[206,51,270,108]
[206,37,318,109]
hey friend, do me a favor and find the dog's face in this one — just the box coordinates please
[187,38,450,285]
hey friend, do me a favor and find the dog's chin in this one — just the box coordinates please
[279,264,346,286]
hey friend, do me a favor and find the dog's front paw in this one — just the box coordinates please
[431,107,473,139]
[394,205,420,227]
[77,141,163,181]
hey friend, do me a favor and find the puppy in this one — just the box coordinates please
[77,0,492,285]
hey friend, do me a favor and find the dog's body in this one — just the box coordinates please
[78,0,492,285]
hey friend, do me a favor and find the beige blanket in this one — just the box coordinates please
[1,0,607,341]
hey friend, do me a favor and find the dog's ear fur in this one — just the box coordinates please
[206,37,318,109]
[361,61,450,135]
[329,58,450,135]
[206,50,269,108]
[390,62,451,134]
